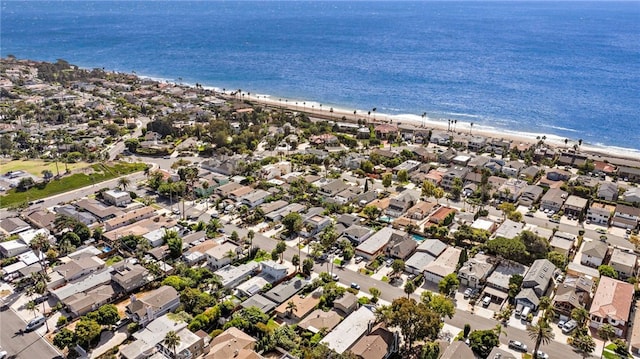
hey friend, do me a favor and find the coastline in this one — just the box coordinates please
[228,90,640,162]
[136,74,640,162]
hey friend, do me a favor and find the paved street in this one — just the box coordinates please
[232,223,589,358]
[0,307,60,359]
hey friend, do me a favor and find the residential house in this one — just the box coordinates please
[22,208,56,231]
[486,261,528,293]
[342,225,374,245]
[384,235,418,261]
[393,160,421,174]
[322,306,377,354]
[521,259,555,297]
[494,219,524,240]
[334,292,359,315]
[540,188,568,212]
[214,262,260,289]
[612,204,640,230]
[265,203,305,222]
[260,161,292,180]
[65,283,117,317]
[618,166,640,183]
[298,309,342,334]
[520,165,541,182]
[581,240,609,268]
[428,207,456,226]
[76,199,123,221]
[549,232,575,256]
[374,124,398,139]
[405,201,437,220]
[458,253,497,289]
[55,255,106,282]
[546,169,571,182]
[356,227,406,260]
[241,189,271,208]
[301,213,332,237]
[423,246,462,285]
[318,179,350,199]
[120,314,205,359]
[552,276,593,317]
[563,195,589,218]
[126,285,180,327]
[274,293,320,321]
[497,178,527,202]
[430,131,450,146]
[111,259,149,293]
[515,287,541,310]
[349,324,398,359]
[54,205,97,226]
[386,189,420,218]
[518,185,544,207]
[0,217,31,236]
[260,260,289,284]
[441,167,468,190]
[405,251,436,275]
[241,294,277,314]
[264,278,307,304]
[440,341,475,359]
[205,242,240,270]
[609,248,638,279]
[587,203,615,226]
[589,276,634,337]
[102,189,132,207]
[467,136,487,152]
[0,240,29,258]
[502,161,526,177]
[104,206,156,232]
[623,188,640,204]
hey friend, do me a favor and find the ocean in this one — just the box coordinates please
[2,1,639,150]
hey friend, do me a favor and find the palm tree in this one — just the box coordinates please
[164,330,181,358]
[469,122,474,135]
[25,300,38,319]
[118,176,130,191]
[571,307,590,329]
[527,319,554,359]
[597,324,616,358]
[247,230,255,251]
[404,280,415,298]
[286,300,297,318]
[421,112,427,127]
[493,323,507,341]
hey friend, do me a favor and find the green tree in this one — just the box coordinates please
[527,319,554,359]
[397,169,409,183]
[302,258,314,276]
[421,341,440,359]
[275,240,287,263]
[421,291,455,319]
[597,324,617,354]
[571,307,590,329]
[508,274,523,300]
[282,212,303,237]
[369,287,382,303]
[572,334,596,358]
[376,297,442,351]
[53,328,76,350]
[164,230,183,259]
[363,205,381,221]
[117,176,131,191]
[547,251,567,269]
[598,264,618,279]
[292,254,300,271]
[382,173,392,189]
[286,300,298,318]
[75,318,102,348]
[438,273,459,297]
[95,304,120,326]
[468,329,499,358]
[164,330,181,359]
[404,280,416,298]
[422,180,436,197]
[391,259,405,277]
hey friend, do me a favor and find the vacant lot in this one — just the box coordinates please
[0,159,90,177]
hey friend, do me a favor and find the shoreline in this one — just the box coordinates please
[133,73,640,162]
[228,90,640,162]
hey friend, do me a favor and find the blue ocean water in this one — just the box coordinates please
[2,1,639,150]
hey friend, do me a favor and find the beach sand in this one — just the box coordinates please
[231,91,640,162]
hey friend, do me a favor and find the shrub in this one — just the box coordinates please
[57,316,68,327]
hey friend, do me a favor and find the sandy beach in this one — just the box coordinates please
[229,90,640,162]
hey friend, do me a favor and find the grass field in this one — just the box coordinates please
[0,159,91,177]
[0,162,147,208]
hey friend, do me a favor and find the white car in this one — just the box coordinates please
[536,351,549,359]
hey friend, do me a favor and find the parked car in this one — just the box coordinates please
[332,274,339,281]
[354,256,364,264]
[25,315,46,332]
[0,347,7,359]
[558,320,566,328]
[350,283,361,290]
[33,294,49,304]
[562,319,578,334]
[482,296,491,307]
[536,351,549,359]
[463,288,473,299]
[508,340,528,352]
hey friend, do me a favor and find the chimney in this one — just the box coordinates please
[130,294,137,302]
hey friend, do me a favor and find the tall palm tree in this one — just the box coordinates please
[571,307,590,329]
[493,323,507,341]
[469,122,474,135]
[286,300,297,318]
[247,230,255,251]
[118,176,130,191]
[164,330,181,358]
[597,324,616,358]
[527,319,554,359]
